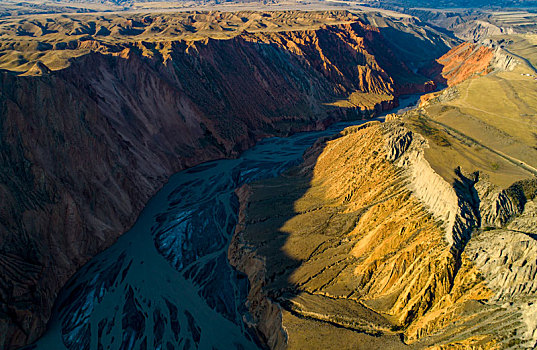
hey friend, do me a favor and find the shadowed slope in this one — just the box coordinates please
[25,124,363,350]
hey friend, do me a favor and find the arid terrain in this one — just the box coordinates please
[0,3,536,350]
[0,9,451,349]
[230,36,537,349]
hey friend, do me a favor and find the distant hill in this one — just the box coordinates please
[8,0,537,9]
[368,0,537,9]
[2,0,537,20]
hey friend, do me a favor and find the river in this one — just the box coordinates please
[29,94,423,350]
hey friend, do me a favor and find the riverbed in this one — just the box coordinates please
[30,94,423,350]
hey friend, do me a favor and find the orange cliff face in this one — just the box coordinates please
[419,42,495,106]
[426,42,494,87]
[0,20,439,349]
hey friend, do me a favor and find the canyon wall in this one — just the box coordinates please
[424,41,495,87]
[0,20,437,349]
[419,39,520,107]
[422,39,517,90]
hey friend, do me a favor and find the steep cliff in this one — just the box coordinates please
[419,39,521,109]
[424,42,494,87]
[0,16,439,349]
[229,120,537,349]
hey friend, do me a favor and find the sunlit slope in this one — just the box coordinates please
[0,11,358,73]
[0,10,456,75]
[231,121,537,349]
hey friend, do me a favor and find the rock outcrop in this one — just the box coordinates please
[418,40,520,108]
[0,18,438,349]
[425,42,494,86]
[467,178,537,348]
[230,120,537,349]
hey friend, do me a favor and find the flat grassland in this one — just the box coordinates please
[407,35,537,187]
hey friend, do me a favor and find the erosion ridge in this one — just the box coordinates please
[229,120,537,349]
[0,13,444,349]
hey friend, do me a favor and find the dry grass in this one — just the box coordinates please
[409,37,537,187]
[326,91,394,109]
[497,33,537,69]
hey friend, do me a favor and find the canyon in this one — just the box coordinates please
[26,120,362,350]
[0,10,447,349]
[0,6,536,350]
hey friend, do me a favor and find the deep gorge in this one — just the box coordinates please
[0,18,442,349]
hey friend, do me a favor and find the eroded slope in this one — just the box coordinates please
[229,33,537,349]
[230,120,537,349]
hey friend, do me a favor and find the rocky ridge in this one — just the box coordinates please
[425,41,495,87]
[427,38,519,85]
[230,119,537,349]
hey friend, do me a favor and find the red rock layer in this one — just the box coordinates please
[426,42,494,87]
[0,22,434,349]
